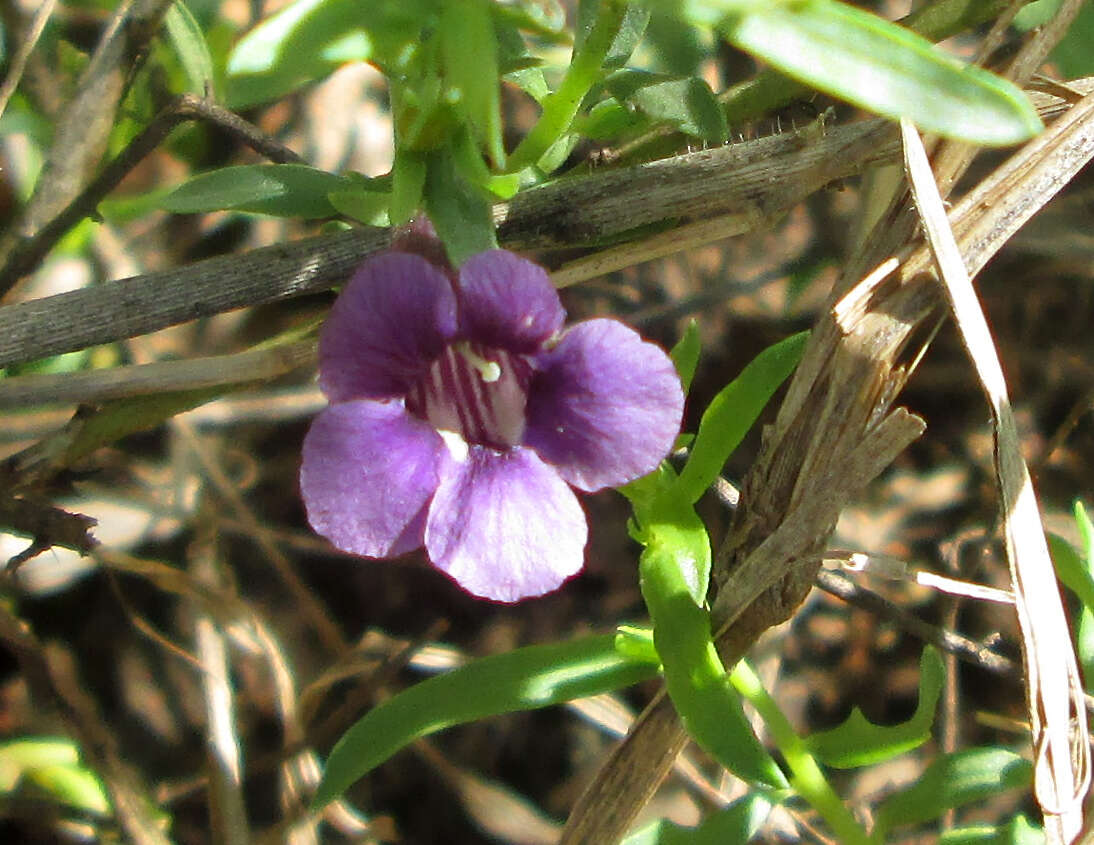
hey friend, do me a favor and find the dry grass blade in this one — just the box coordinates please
[900,118,1090,844]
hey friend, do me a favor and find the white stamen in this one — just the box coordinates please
[456,341,501,383]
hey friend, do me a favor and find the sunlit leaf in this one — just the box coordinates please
[806,647,944,768]
[225,0,430,108]
[875,748,1033,835]
[669,320,701,395]
[164,1,217,97]
[313,634,660,807]
[940,814,1044,844]
[162,164,351,218]
[623,793,773,844]
[675,331,807,504]
[440,0,505,165]
[665,0,1042,145]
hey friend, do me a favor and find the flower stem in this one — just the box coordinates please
[730,660,872,845]
[507,0,628,172]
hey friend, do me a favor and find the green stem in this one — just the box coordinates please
[507,0,628,171]
[730,661,872,845]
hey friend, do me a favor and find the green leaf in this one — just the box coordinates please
[313,634,660,807]
[639,538,786,788]
[424,147,498,265]
[806,646,944,768]
[669,320,701,394]
[0,738,80,791]
[675,331,807,504]
[1048,531,1094,613]
[940,814,1044,845]
[164,1,216,97]
[26,764,111,816]
[225,0,430,108]
[162,164,351,218]
[391,148,428,225]
[606,70,727,142]
[622,793,773,844]
[874,748,1032,835]
[1049,501,1094,690]
[1048,0,1094,78]
[577,0,651,70]
[668,0,1042,145]
[440,0,505,166]
[621,462,711,605]
[327,189,390,225]
[0,738,110,817]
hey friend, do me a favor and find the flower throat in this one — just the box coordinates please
[405,341,533,450]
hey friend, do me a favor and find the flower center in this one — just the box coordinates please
[405,341,533,450]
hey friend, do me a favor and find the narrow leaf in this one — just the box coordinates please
[718,0,1041,145]
[622,793,773,844]
[639,541,786,787]
[162,164,350,218]
[424,147,498,265]
[675,331,807,504]
[875,748,1032,834]
[164,1,216,97]
[669,320,701,394]
[313,634,660,807]
[806,646,944,768]
[440,0,505,166]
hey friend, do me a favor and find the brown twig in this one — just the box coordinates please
[0,0,176,286]
[0,93,306,296]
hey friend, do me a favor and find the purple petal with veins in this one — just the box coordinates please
[425,446,587,602]
[319,252,458,401]
[458,250,565,353]
[524,319,685,491]
[300,401,443,557]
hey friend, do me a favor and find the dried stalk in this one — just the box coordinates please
[559,82,1094,845]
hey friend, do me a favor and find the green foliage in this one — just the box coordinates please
[806,647,945,768]
[622,334,817,790]
[604,70,727,142]
[675,331,808,504]
[660,0,1042,145]
[313,634,661,807]
[669,320,701,394]
[163,0,217,97]
[161,163,354,218]
[874,749,1034,836]
[622,793,773,844]
[939,815,1044,844]
[0,738,111,817]
[1049,501,1094,690]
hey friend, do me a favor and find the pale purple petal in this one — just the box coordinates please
[457,250,565,352]
[301,401,443,557]
[524,319,684,491]
[425,447,586,602]
[319,253,459,401]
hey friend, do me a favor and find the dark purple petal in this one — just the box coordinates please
[425,446,586,602]
[319,253,459,401]
[301,401,443,557]
[524,319,684,491]
[457,250,565,352]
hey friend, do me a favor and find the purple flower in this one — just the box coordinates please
[300,242,684,602]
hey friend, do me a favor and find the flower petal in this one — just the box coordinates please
[524,319,684,491]
[319,252,459,401]
[457,250,565,352]
[425,446,586,602]
[301,401,443,557]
